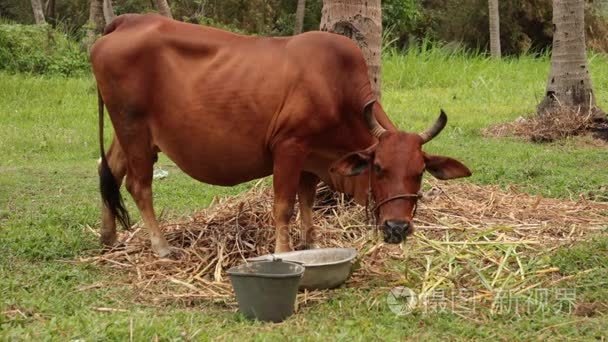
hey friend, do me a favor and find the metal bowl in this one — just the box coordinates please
[248,248,357,290]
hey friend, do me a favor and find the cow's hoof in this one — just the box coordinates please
[155,246,173,258]
[100,232,117,246]
[157,249,173,258]
[152,243,173,258]
[151,236,172,258]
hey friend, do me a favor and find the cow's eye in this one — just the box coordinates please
[373,164,383,175]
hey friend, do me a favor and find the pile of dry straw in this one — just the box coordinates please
[483,107,607,143]
[80,179,607,314]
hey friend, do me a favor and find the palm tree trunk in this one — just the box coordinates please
[155,0,173,19]
[31,0,47,25]
[103,0,115,25]
[45,0,56,24]
[488,0,501,58]
[294,0,306,34]
[85,0,104,52]
[320,0,382,100]
[537,0,604,119]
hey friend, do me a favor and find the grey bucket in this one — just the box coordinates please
[227,259,305,323]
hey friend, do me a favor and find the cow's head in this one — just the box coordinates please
[331,102,471,244]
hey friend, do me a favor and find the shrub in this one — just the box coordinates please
[383,0,422,48]
[0,24,89,76]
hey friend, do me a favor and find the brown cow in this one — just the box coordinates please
[92,14,471,257]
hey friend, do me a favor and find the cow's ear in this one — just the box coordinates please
[330,150,373,177]
[424,153,472,180]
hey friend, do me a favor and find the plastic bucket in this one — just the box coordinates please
[227,259,305,323]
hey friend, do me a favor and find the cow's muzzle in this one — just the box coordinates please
[382,220,411,244]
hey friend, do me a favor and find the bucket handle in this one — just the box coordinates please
[271,254,304,265]
[247,254,304,265]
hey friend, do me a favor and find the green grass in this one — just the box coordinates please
[550,236,608,305]
[1,48,607,340]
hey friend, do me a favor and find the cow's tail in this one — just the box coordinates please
[98,89,131,230]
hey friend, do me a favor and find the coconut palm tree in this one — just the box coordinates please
[103,0,115,25]
[538,0,604,119]
[85,0,104,51]
[155,0,173,19]
[31,0,46,25]
[45,0,56,24]
[488,0,500,58]
[294,0,306,34]
[320,0,382,99]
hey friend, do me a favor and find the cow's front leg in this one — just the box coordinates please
[272,140,308,253]
[298,172,320,249]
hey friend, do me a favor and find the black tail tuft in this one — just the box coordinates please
[98,86,130,230]
[99,155,131,230]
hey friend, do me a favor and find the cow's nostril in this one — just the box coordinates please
[383,220,409,244]
[403,223,412,235]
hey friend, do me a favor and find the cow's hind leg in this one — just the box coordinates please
[99,138,128,246]
[297,172,319,249]
[272,141,308,253]
[119,129,171,257]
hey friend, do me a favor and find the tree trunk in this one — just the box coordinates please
[155,0,173,19]
[85,0,105,52]
[45,0,56,24]
[488,0,501,58]
[538,0,604,119]
[294,0,306,34]
[103,0,115,25]
[194,0,207,18]
[320,0,382,100]
[31,0,46,25]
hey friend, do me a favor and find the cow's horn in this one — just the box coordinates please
[364,101,387,138]
[420,110,447,144]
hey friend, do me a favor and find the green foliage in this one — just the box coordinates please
[0,24,89,76]
[0,0,89,38]
[421,0,608,55]
[0,0,34,24]
[193,15,247,34]
[175,0,322,36]
[419,0,548,55]
[382,0,421,46]
[4,0,608,55]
